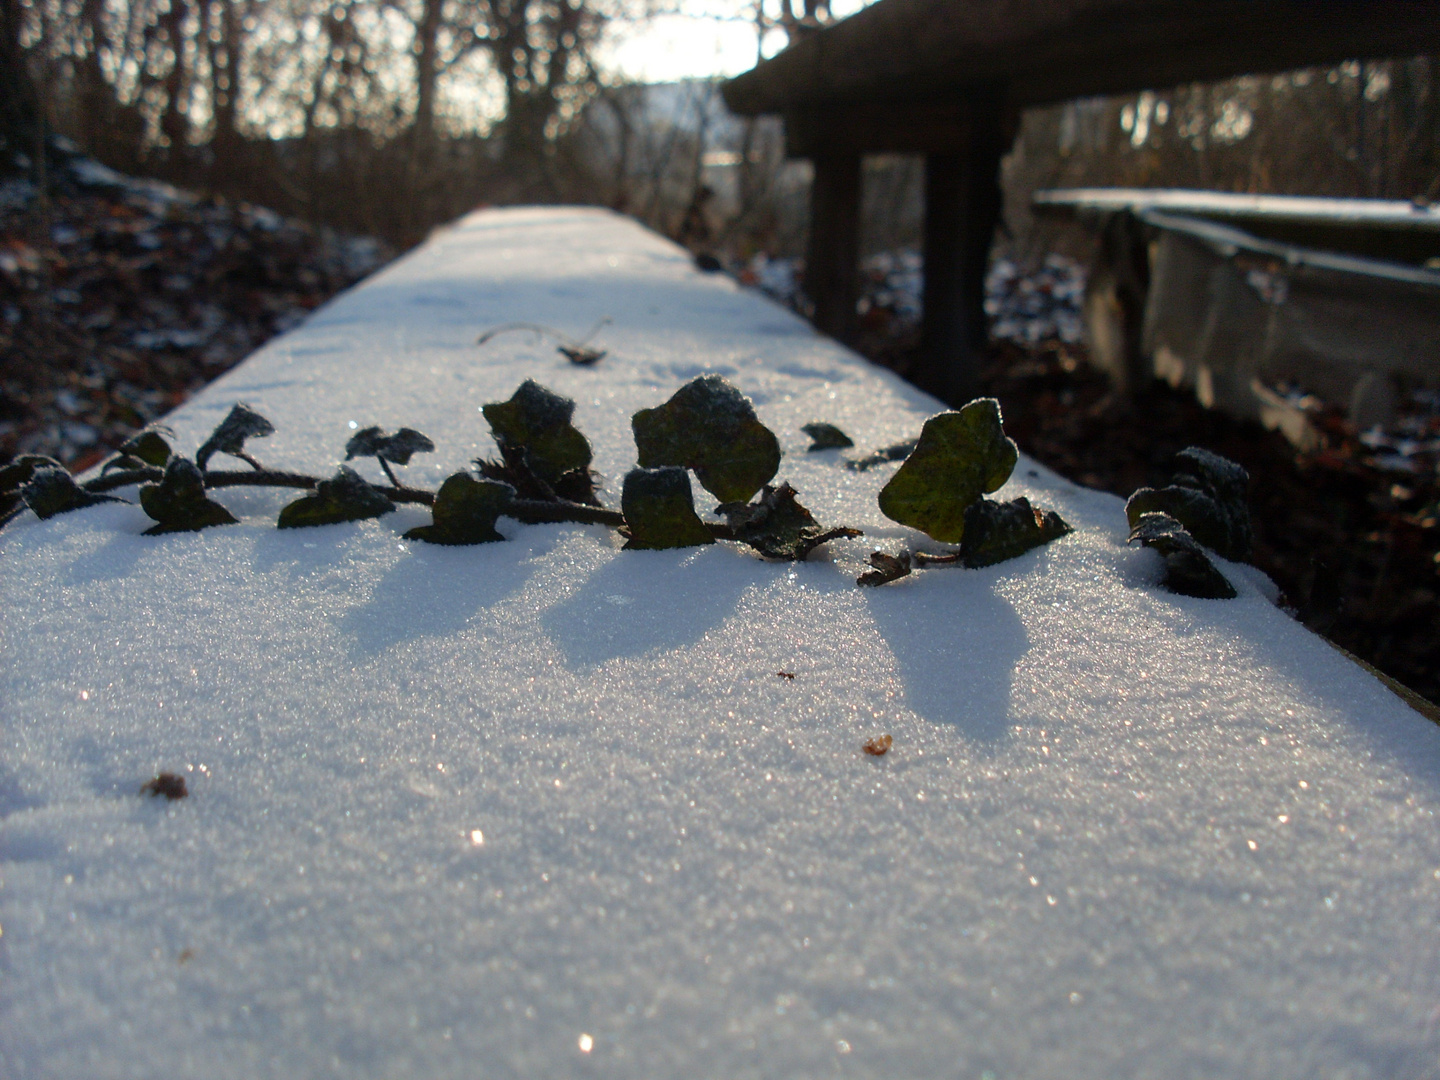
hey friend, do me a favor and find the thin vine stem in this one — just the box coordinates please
[377,458,402,488]
[204,469,323,492]
[476,317,611,351]
[84,468,163,492]
[912,550,962,567]
[508,500,626,528]
[68,461,625,527]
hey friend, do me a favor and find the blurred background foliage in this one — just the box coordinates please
[1,0,1434,255]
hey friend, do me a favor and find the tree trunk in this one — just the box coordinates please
[76,0,114,156]
[209,0,243,179]
[159,0,190,166]
[412,0,443,159]
[0,0,42,169]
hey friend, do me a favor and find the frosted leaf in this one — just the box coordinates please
[21,466,125,520]
[345,427,435,466]
[1126,447,1252,562]
[481,380,592,485]
[277,466,394,529]
[960,497,1072,568]
[2,455,65,517]
[845,440,917,472]
[715,482,861,561]
[878,400,1018,543]
[405,473,513,545]
[801,422,854,452]
[631,375,780,503]
[139,458,238,535]
[105,429,173,472]
[620,466,714,550]
[195,403,275,471]
[1128,511,1237,599]
[2,454,63,491]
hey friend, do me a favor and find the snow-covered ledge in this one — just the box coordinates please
[4,208,1439,1079]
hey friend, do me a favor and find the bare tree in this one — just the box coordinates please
[0,0,43,167]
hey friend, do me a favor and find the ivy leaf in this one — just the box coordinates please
[475,440,601,506]
[104,428,173,472]
[138,458,239,534]
[802,422,854,452]
[877,399,1018,543]
[345,426,435,465]
[22,466,126,519]
[481,380,593,486]
[2,455,64,516]
[715,482,861,561]
[632,375,781,503]
[620,466,714,550]
[277,466,394,529]
[404,473,513,545]
[960,497,1072,568]
[1125,447,1252,562]
[558,345,605,365]
[2,454,63,492]
[857,550,912,587]
[195,403,275,471]
[1128,511,1238,599]
[845,439,916,472]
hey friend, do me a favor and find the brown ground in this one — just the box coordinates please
[0,165,388,471]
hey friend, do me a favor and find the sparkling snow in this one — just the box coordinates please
[4,207,1440,1079]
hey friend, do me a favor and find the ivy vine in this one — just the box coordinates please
[0,374,1250,596]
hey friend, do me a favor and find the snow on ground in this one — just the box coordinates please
[4,207,1440,1080]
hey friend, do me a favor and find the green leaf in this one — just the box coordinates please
[877,399,1018,543]
[960,497,1072,568]
[345,426,435,465]
[2,455,64,516]
[715,482,861,561]
[857,550,912,587]
[620,466,714,550]
[138,458,238,534]
[631,375,781,503]
[405,473,513,545]
[196,403,275,471]
[802,422,854,452]
[1125,447,1251,562]
[1,454,62,492]
[481,380,593,485]
[22,466,126,519]
[103,429,174,474]
[120,429,173,467]
[277,466,395,529]
[1128,511,1237,599]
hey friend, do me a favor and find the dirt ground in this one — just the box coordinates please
[0,156,388,470]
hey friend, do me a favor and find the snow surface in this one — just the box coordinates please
[4,207,1440,1080]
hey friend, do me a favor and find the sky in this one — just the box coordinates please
[602,1,873,84]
